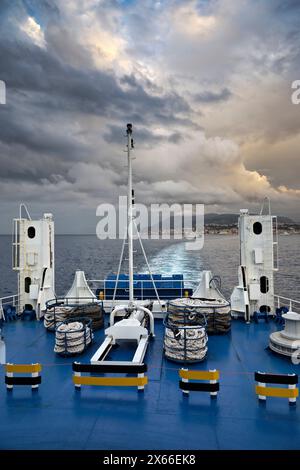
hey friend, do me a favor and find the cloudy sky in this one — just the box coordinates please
[0,0,299,233]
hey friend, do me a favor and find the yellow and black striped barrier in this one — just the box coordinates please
[255,372,298,405]
[5,363,42,390]
[179,369,220,397]
[72,362,148,391]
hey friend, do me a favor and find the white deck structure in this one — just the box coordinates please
[231,200,278,322]
[12,205,55,318]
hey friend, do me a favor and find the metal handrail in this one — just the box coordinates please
[88,278,200,282]
[0,294,19,320]
[1,290,299,313]
[87,277,196,301]
[0,294,19,306]
[87,278,199,288]
[88,279,300,307]
[46,296,100,309]
[273,294,300,312]
[87,281,300,313]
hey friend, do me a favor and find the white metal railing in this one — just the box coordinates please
[0,294,19,306]
[274,294,300,313]
[87,278,199,301]
[12,218,21,270]
[0,294,19,320]
[87,280,300,313]
[272,216,279,271]
[1,288,298,317]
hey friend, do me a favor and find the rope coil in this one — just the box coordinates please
[168,297,231,334]
[164,308,208,363]
[44,307,72,330]
[54,318,93,356]
[164,326,208,362]
[44,303,104,332]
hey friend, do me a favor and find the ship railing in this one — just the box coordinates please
[46,296,99,309]
[273,294,300,314]
[0,294,19,320]
[87,278,200,301]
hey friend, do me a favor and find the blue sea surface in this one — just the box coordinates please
[0,234,299,302]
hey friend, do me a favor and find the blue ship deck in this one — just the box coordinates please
[0,318,299,450]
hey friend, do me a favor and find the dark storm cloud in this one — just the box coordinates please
[0,96,88,182]
[168,132,183,144]
[120,73,163,95]
[0,101,85,157]
[0,0,191,123]
[22,0,60,19]
[0,39,191,119]
[103,124,184,146]
[0,0,299,233]
[194,88,232,104]
[274,0,300,13]
[0,1,194,185]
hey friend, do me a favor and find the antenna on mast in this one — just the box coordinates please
[126,123,134,306]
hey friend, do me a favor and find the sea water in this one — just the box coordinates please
[0,234,299,303]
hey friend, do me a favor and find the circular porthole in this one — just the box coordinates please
[27,226,36,239]
[253,222,262,235]
[259,305,271,313]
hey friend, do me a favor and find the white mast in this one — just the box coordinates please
[111,123,162,313]
[126,123,134,305]
[89,123,158,366]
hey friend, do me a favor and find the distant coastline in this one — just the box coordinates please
[203,223,300,235]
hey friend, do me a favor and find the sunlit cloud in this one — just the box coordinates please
[0,0,299,232]
[173,3,217,37]
[20,16,46,48]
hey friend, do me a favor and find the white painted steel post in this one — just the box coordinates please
[31,364,39,390]
[138,373,144,391]
[181,368,189,395]
[258,371,266,401]
[6,363,13,390]
[210,369,218,398]
[74,363,81,389]
[127,124,134,305]
[288,374,297,405]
